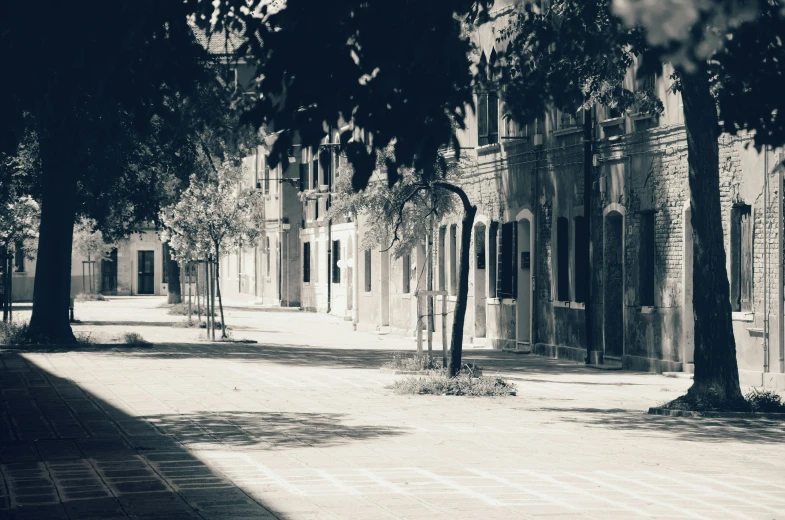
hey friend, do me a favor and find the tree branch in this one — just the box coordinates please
[433,180,473,213]
[381,183,430,253]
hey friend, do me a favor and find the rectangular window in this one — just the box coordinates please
[364,249,372,292]
[730,205,752,312]
[299,162,307,193]
[449,224,458,295]
[574,216,587,303]
[13,241,24,273]
[332,240,341,284]
[639,212,655,307]
[303,242,311,283]
[438,226,446,291]
[312,151,319,190]
[556,217,570,301]
[264,158,270,194]
[320,149,332,188]
[488,221,498,298]
[402,253,411,294]
[162,248,169,284]
[498,222,516,298]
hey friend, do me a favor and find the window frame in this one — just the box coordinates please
[303,242,311,283]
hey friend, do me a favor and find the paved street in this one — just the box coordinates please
[1,297,784,519]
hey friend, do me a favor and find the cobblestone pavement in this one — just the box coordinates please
[1,297,784,519]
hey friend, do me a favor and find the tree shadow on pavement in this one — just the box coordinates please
[536,407,785,444]
[0,352,293,519]
[142,411,405,448]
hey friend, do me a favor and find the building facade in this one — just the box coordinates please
[293,2,785,390]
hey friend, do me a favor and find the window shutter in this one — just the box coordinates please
[488,92,499,145]
[557,217,570,301]
[740,208,752,312]
[478,93,489,146]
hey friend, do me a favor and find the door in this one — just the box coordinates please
[516,216,532,347]
[101,248,118,295]
[137,250,155,295]
[474,224,487,338]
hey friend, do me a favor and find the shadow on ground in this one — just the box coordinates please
[0,352,293,519]
[536,406,785,444]
[142,411,405,448]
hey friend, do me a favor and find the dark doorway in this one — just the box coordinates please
[137,250,155,295]
[603,212,624,358]
[101,248,118,295]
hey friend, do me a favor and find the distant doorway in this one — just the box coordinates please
[474,223,487,339]
[137,250,155,295]
[101,248,118,295]
[516,213,533,347]
[603,211,624,357]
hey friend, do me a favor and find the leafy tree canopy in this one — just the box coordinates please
[188,0,493,190]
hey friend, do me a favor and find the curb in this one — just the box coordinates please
[648,407,785,419]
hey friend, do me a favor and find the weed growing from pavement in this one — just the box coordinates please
[389,373,517,396]
[75,293,106,302]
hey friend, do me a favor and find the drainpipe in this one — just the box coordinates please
[327,218,332,314]
[583,105,596,364]
[352,215,360,330]
[779,151,785,373]
[764,146,769,373]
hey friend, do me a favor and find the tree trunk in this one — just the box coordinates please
[680,65,744,404]
[210,257,217,340]
[214,246,227,339]
[187,266,192,324]
[3,251,9,323]
[28,126,78,343]
[434,182,478,377]
[164,242,181,304]
[196,261,202,323]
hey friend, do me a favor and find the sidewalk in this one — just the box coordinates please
[1,297,784,519]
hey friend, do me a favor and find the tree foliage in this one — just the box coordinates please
[0,196,40,260]
[188,0,493,190]
[73,218,114,261]
[327,148,458,259]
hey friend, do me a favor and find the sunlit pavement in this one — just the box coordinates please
[1,297,784,519]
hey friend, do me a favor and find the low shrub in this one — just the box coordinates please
[389,373,517,396]
[174,320,203,329]
[122,332,150,346]
[167,303,213,317]
[382,352,444,371]
[75,292,106,302]
[745,388,785,413]
[0,322,29,345]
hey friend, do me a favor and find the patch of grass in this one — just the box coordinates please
[389,373,517,396]
[745,388,785,413]
[122,332,150,346]
[75,292,106,302]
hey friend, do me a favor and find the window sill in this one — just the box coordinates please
[570,302,585,310]
[401,294,411,300]
[477,143,501,156]
[629,112,656,121]
[552,126,583,137]
[552,300,571,308]
[640,306,656,315]
[732,312,754,322]
[599,116,625,127]
[447,295,457,302]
